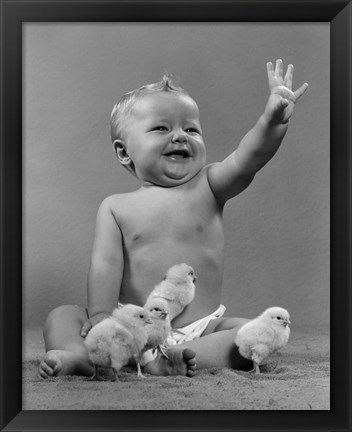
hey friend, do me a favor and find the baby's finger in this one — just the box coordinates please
[266,61,274,75]
[266,62,278,90]
[80,321,91,337]
[275,59,283,77]
[266,62,275,82]
[294,82,309,100]
[284,64,294,89]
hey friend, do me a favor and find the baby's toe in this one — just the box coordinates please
[182,349,197,376]
[39,351,63,378]
[188,362,197,370]
[187,358,196,367]
[39,360,53,378]
[182,348,196,360]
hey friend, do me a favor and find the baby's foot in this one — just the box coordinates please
[39,349,93,378]
[143,348,197,377]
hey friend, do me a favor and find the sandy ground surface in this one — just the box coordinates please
[23,326,329,410]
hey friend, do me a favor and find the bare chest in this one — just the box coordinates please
[116,186,222,248]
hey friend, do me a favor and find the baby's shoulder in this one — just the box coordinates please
[98,191,142,220]
[100,191,138,207]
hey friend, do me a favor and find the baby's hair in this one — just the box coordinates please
[110,73,189,143]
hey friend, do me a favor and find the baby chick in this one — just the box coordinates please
[84,304,152,380]
[144,298,172,358]
[144,263,196,321]
[235,307,291,374]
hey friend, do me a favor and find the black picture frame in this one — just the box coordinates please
[0,0,350,431]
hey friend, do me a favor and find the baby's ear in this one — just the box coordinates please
[113,139,137,177]
[113,139,131,165]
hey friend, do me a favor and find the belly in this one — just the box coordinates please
[119,239,224,327]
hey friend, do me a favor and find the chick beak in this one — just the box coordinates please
[284,319,291,326]
[146,317,153,324]
[160,311,169,319]
[193,276,197,283]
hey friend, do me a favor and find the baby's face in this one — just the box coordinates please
[119,92,206,187]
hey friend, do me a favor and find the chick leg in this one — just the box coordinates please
[89,364,99,380]
[110,360,123,381]
[251,354,261,374]
[94,365,116,381]
[136,361,146,378]
[112,368,120,382]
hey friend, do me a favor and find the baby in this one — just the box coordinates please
[39,60,308,378]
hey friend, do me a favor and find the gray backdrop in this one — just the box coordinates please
[23,23,329,328]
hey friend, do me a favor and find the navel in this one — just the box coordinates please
[196,224,204,232]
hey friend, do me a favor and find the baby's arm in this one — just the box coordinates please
[207,59,308,204]
[80,197,124,337]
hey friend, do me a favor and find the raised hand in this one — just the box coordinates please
[264,59,308,125]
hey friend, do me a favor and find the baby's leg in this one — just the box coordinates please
[195,317,252,369]
[144,317,252,375]
[145,318,253,376]
[39,305,94,378]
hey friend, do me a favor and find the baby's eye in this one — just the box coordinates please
[185,128,200,134]
[153,126,168,132]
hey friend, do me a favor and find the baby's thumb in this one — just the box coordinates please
[271,97,289,118]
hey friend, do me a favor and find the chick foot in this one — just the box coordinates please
[143,348,197,377]
[39,349,93,378]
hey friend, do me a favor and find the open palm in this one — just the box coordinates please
[264,59,308,125]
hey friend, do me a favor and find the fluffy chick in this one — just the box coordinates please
[235,307,291,374]
[144,263,196,321]
[144,298,172,358]
[84,304,152,380]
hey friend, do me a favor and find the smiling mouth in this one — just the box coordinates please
[163,150,191,159]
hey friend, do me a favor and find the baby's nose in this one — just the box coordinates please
[172,132,187,143]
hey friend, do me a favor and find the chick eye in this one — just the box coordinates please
[276,316,282,320]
